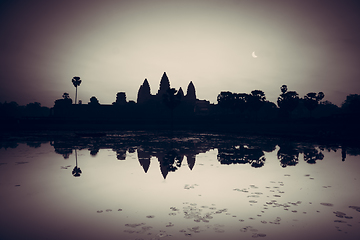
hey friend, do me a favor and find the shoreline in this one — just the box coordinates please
[1,120,359,146]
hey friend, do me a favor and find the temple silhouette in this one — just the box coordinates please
[137,72,196,104]
[51,72,211,123]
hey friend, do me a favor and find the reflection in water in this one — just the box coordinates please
[138,148,151,173]
[41,132,358,179]
[1,131,360,240]
[55,146,73,159]
[217,145,266,168]
[89,146,100,156]
[2,132,359,176]
[302,146,324,164]
[72,149,82,177]
[277,143,299,167]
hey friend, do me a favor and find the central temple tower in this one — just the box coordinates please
[157,72,170,97]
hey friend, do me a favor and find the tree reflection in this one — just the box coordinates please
[72,149,82,177]
[217,145,266,168]
[0,141,19,149]
[277,143,299,167]
[303,146,324,164]
[342,145,347,161]
[112,145,129,160]
[250,156,266,168]
[89,147,100,156]
[116,149,127,160]
[26,142,42,148]
[54,148,73,159]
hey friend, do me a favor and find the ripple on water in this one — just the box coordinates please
[252,233,267,238]
[170,207,179,211]
[166,222,174,227]
[234,188,249,193]
[184,184,198,190]
[187,226,201,233]
[125,223,146,228]
[349,206,360,212]
[269,217,281,224]
[334,220,347,223]
[157,230,170,238]
[320,203,334,207]
[334,211,346,217]
[215,209,228,214]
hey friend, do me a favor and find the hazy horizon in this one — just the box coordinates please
[1,0,360,107]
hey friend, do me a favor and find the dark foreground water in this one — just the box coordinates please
[0,131,359,240]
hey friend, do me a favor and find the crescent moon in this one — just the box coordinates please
[252,51,258,58]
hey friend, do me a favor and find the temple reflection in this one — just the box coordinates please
[134,141,201,179]
[137,148,151,173]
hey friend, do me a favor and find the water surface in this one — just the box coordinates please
[1,131,359,240]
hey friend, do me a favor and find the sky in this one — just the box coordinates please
[1,0,360,107]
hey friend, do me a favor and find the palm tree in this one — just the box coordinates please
[71,76,82,104]
[277,85,299,119]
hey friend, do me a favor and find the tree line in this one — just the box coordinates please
[216,85,359,121]
[2,79,360,122]
[0,101,50,119]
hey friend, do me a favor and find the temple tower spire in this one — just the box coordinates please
[185,81,196,100]
[137,78,151,104]
[157,72,170,96]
